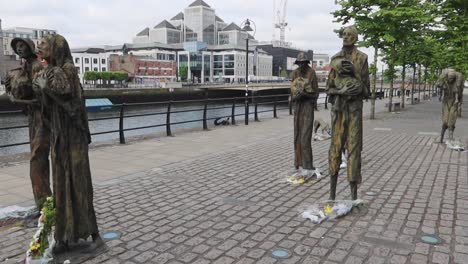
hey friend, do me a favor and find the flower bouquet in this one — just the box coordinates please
[301,199,366,224]
[25,197,55,264]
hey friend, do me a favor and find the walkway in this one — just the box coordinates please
[1,97,467,264]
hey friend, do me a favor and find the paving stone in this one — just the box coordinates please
[1,100,467,264]
[432,252,450,264]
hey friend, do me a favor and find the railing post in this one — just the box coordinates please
[119,103,126,144]
[254,102,259,121]
[203,99,208,130]
[166,101,172,136]
[231,98,236,125]
[245,98,249,125]
[273,96,278,118]
[324,94,328,110]
[289,95,293,115]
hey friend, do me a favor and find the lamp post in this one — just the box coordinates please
[241,18,255,125]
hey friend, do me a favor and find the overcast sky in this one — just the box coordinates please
[0,0,375,62]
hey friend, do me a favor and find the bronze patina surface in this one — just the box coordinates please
[326,26,370,200]
[291,52,319,171]
[4,37,51,209]
[33,34,101,250]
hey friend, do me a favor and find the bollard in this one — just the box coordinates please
[254,102,259,122]
[231,98,236,125]
[203,99,208,130]
[273,96,278,118]
[119,103,126,144]
[245,101,249,125]
[166,101,172,136]
[289,95,293,115]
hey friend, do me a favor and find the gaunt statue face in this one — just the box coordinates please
[447,69,457,83]
[37,38,50,62]
[342,27,358,47]
[15,41,32,58]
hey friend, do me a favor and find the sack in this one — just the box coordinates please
[291,77,313,97]
[7,68,34,100]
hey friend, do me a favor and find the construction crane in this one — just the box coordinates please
[273,0,288,47]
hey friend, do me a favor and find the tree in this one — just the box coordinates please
[113,72,128,86]
[280,69,289,78]
[333,0,385,119]
[83,71,99,85]
[101,71,112,86]
[179,66,188,82]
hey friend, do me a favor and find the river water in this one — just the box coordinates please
[0,101,289,156]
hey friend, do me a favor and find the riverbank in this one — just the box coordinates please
[0,87,290,111]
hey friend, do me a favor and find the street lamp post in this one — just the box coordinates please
[241,19,255,125]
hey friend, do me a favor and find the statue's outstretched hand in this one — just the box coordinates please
[33,75,47,92]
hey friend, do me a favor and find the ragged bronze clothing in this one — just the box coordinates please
[326,46,369,183]
[326,46,370,112]
[329,104,363,183]
[291,66,318,170]
[35,34,98,244]
[438,70,462,129]
[5,54,51,209]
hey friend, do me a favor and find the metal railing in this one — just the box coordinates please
[2,93,323,149]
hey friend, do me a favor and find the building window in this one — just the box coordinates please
[75,58,80,64]
[224,54,234,61]
[102,67,106,71]
[101,59,106,64]
[224,62,234,68]
[76,67,80,74]
[85,67,90,72]
[225,69,234,76]
[214,62,223,69]
[93,58,98,64]
[93,67,98,71]
[85,58,90,64]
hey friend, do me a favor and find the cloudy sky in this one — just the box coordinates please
[0,0,374,60]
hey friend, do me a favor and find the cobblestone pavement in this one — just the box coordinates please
[1,98,467,264]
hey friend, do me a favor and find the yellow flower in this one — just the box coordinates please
[324,205,332,215]
[297,178,305,184]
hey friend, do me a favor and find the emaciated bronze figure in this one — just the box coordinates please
[291,52,319,176]
[437,69,463,142]
[457,73,464,117]
[4,38,51,209]
[33,34,101,250]
[326,26,370,200]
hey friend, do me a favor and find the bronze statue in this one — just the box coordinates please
[32,34,101,250]
[437,69,462,142]
[291,52,319,176]
[313,118,330,136]
[326,26,370,200]
[457,73,464,117]
[4,38,51,209]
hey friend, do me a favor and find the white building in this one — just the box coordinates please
[178,48,272,83]
[313,53,330,69]
[71,48,109,83]
[133,0,235,46]
[1,26,56,56]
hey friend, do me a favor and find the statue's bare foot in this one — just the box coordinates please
[92,234,105,248]
[53,241,68,254]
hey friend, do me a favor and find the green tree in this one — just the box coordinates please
[84,71,99,85]
[113,72,128,86]
[101,71,112,86]
[280,69,289,78]
[179,66,188,82]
